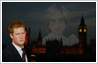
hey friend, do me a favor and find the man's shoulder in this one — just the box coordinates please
[2,43,22,62]
[3,44,12,53]
[3,43,16,54]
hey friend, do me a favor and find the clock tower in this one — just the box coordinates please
[78,16,87,54]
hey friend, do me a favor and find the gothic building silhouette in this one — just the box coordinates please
[78,16,87,54]
[31,16,89,62]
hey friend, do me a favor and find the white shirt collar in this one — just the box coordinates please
[12,42,28,61]
[12,42,23,57]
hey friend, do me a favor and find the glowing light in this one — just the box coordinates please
[84,29,87,32]
[79,29,82,32]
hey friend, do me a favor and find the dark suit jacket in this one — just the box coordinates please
[2,43,28,62]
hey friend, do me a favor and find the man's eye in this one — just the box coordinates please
[22,32,25,34]
[16,33,20,35]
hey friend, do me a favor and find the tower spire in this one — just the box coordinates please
[80,16,86,26]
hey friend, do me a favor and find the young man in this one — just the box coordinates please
[2,20,28,62]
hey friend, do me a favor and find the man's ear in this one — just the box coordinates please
[10,33,13,39]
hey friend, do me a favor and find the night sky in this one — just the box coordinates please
[2,2,96,45]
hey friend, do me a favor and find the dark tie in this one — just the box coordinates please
[21,48,26,62]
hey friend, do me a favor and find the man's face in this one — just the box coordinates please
[10,27,26,47]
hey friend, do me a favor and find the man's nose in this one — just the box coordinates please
[19,35,24,38]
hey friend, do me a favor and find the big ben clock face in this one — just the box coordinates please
[84,29,87,32]
[79,29,82,32]
[79,28,87,32]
